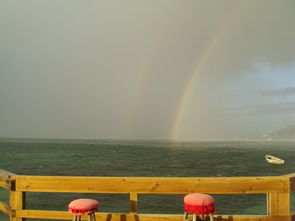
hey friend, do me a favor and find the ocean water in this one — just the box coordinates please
[0,139,294,221]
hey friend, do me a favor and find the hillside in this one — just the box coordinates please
[259,125,295,140]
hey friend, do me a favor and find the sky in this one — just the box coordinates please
[0,0,295,141]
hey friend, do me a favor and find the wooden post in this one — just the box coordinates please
[129,192,138,213]
[9,178,25,221]
[267,192,290,216]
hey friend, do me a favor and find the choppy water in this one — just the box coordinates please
[0,139,294,221]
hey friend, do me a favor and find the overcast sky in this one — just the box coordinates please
[1,0,295,141]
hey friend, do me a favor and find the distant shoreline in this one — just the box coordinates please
[0,137,295,144]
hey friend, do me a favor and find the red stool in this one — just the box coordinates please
[68,198,99,221]
[184,193,216,221]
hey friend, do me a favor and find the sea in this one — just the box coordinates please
[0,139,294,221]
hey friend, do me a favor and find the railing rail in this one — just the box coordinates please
[0,169,16,190]
[12,175,291,193]
[0,169,294,221]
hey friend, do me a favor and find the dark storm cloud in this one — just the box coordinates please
[203,0,295,81]
[1,0,295,140]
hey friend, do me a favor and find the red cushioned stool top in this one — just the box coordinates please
[184,193,216,215]
[68,198,99,215]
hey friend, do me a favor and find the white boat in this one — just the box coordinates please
[265,155,285,164]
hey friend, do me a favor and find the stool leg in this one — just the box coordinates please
[197,214,203,220]
[88,212,96,221]
[184,212,188,221]
[193,213,197,221]
[73,216,81,221]
[209,213,213,221]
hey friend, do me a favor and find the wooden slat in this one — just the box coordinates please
[290,180,295,192]
[130,192,138,213]
[13,176,290,194]
[16,210,292,221]
[283,173,295,178]
[0,169,17,178]
[0,169,16,189]
[10,191,25,221]
[267,193,290,216]
[17,210,72,220]
[0,180,10,190]
[0,201,10,215]
[283,173,295,192]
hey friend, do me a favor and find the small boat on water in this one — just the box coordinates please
[265,155,285,164]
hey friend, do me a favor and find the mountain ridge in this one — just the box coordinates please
[258,124,295,140]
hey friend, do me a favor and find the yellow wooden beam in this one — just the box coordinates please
[0,170,16,190]
[9,191,25,221]
[267,193,290,216]
[282,173,295,192]
[0,201,10,215]
[16,210,292,221]
[129,192,138,213]
[0,169,17,178]
[13,176,290,194]
[283,173,295,178]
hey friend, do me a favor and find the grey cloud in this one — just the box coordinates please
[234,102,295,115]
[203,0,295,81]
[251,102,295,115]
[260,87,295,97]
[1,0,295,140]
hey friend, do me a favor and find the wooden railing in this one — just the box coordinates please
[0,169,294,221]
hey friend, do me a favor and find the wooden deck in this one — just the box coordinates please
[0,169,294,221]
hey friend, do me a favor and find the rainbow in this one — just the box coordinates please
[170,2,245,140]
